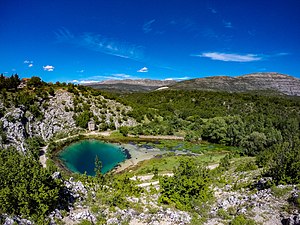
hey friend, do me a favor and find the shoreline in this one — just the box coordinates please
[114,143,166,173]
[51,135,169,175]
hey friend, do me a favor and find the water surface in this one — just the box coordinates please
[59,140,126,175]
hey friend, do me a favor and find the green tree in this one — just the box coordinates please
[119,126,129,137]
[27,76,44,88]
[0,148,62,222]
[202,117,228,144]
[74,111,91,128]
[267,139,300,184]
[159,158,211,210]
[241,132,267,155]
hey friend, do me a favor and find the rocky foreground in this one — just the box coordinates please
[2,162,300,225]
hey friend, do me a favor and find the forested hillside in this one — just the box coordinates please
[115,89,300,183]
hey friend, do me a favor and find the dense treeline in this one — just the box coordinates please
[117,90,299,151]
[115,90,300,184]
[0,74,21,90]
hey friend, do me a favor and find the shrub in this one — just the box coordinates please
[267,140,300,184]
[230,215,255,225]
[235,161,258,172]
[159,158,211,211]
[0,148,62,222]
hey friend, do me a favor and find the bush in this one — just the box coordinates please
[219,154,231,170]
[75,111,91,128]
[235,161,258,172]
[267,140,300,184]
[159,158,211,211]
[230,215,255,225]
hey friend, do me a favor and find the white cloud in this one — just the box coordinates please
[78,80,99,84]
[137,67,148,73]
[71,73,139,84]
[77,69,84,73]
[43,65,55,71]
[197,52,262,62]
[165,76,190,81]
[71,79,100,84]
[55,28,143,60]
[143,19,156,33]
[24,60,34,67]
[112,73,131,78]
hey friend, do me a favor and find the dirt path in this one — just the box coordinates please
[39,144,49,168]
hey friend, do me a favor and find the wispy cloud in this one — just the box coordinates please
[165,76,190,81]
[76,69,84,73]
[55,28,144,60]
[275,52,290,56]
[195,52,262,62]
[43,65,55,71]
[137,67,148,73]
[208,7,217,14]
[24,60,33,67]
[143,19,156,33]
[223,20,233,28]
[71,73,139,84]
[71,80,100,84]
[111,73,132,78]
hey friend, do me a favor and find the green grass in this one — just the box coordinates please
[123,140,243,176]
[271,186,294,198]
[128,148,230,175]
[143,139,241,154]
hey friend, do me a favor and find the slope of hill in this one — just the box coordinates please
[171,72,300,96]
[0,83,136,152]
[84,79,176,93]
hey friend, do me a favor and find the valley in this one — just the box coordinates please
[0,74,300,225]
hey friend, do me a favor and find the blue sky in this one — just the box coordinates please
[1,0,300,83]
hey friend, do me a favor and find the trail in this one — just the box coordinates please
[39,144,49,168]
[132,164,219,188]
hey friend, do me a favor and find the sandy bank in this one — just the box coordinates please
[115,143,166,173]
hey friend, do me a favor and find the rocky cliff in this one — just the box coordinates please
[0,89,136,152]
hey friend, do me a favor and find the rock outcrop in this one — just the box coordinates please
[0,89,136,152]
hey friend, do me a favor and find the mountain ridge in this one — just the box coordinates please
[172,72,300,96]
[85,72,300,96]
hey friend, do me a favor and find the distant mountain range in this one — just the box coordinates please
[84,72,300,96]
[85,79,176,93]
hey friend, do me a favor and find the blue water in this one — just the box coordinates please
[58,140,126,175]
